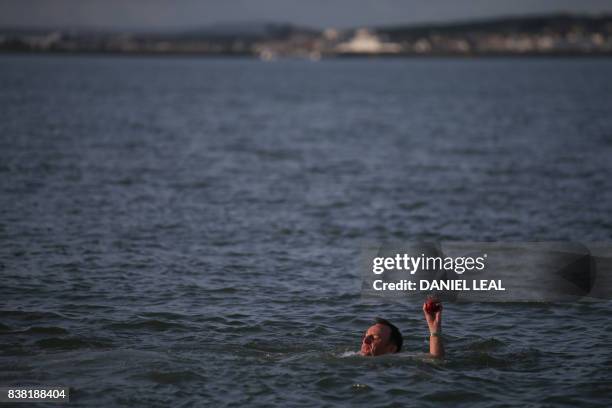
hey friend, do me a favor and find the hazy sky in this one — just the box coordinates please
[2,0,612,30]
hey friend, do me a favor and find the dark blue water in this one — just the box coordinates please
[1,55,612,407]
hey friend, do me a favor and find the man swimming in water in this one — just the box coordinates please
[360,300,444,358]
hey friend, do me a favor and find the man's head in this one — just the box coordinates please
[360,318,403,356]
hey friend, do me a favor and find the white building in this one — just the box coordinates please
[336,29,401,54]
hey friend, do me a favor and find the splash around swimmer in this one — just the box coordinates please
[359,297,445,358]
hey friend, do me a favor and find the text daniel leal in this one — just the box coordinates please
[372,279,505,291]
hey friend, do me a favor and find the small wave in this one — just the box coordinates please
[451,352,514,369]
[387,388,412,396]
[336,350,428,360]
[315,376,343,389]
[0,310,65,320]
[422,390,484,403]
[169,180,211,190]
[465,337,506,351]
[143,370,205,385]
[35,337,112,350]
[21,326,69,335]
[105,319,189,332]
[138,312,188,320]
[202,287,240,294]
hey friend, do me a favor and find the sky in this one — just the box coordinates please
[2,0,612,30]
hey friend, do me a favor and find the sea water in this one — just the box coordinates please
[1,55,611,407]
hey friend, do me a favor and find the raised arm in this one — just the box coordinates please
[423,300,445,359]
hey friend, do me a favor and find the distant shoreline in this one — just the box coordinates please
[2,14,611,59]
[2,50,611,59]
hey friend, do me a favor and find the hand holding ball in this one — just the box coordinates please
[424,297,441,314]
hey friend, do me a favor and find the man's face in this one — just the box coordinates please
[360,323,396,356]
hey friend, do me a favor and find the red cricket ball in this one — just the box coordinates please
[425,297,441,314]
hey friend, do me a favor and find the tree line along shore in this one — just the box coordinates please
[2,14,611,58]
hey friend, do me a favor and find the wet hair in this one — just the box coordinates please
[374,317,403,353]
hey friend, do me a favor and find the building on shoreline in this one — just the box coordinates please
[2,15,612,57]
[336,29,401,54]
